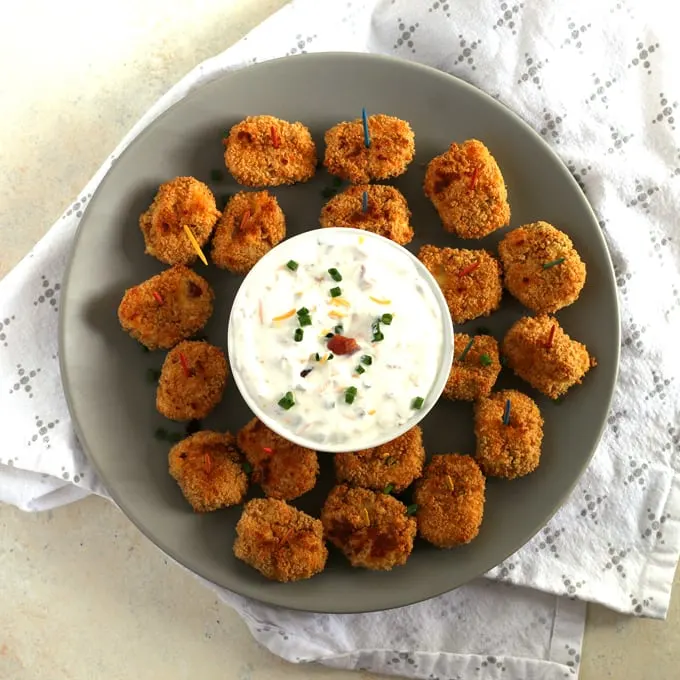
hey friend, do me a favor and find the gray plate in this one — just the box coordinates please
[60,52,619,614]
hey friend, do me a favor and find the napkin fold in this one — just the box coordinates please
[2,0,680,678]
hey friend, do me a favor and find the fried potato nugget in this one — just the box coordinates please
[233,498,328,582]
[211,191,286,273]
[324,114,415,183]
[321,485,416,570]
[444,332,501,401]
[319,184,414,245]
[474,389,544,479]
[117,266,214,350]
[156,341,228,420]
[418,245,503,324]
[502,315,596,399]
[424,139,510,238]
[168,431,247,512]
[139,177,220,265]
[414,454,485,547]
[236,417,318,501]
[334,426,425,493]
[224,115,317,186]
[498,221,586,313]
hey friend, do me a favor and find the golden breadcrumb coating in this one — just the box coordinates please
[117,266,214,350]
[139,176,220,265]
[233,498,328,582]
[502,314,596,399]
[443,332,501,401]
[168,431,247,512]
[319,184,414,245]
[236,417,318,501]
[156,341,228,420]
[224,115,317,186]
[333,426,425,493]
[323,114,415,183]
[418,245,503,324]
[414,454,485,547]
[498,221,586,313]
[474,389,544,479]
[424,139,510,238]
[321,485,416,570]
[211,190,286,273]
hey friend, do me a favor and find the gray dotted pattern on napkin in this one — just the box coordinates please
[645,369,673,402]
[628,39,660,74]
[626,179,659,212]
[642,508,671,544]
[580,490,607,524]
[629,594,655,616]
[605,543,631,578]
[516,52,548,89]
[534,526,564,559]
[492,2,524,35]
[561,575,586,598]
[561,17,591,50]
[652,92,677,130]
[586,72,618,108]
[606,125,634,154]
[393,19,420,53]
[285,33,316,57]
[623,457,649,487]
[539,109,566,144]
[27,414,60,449]
[566,162,592,194]
[33,275,61,312]
[8,364,41,399]
[452,35,481,71]
[427,1,451,18]
[0,315,16,347]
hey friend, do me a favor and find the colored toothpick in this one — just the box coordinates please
[179,352,191,378]
[362,107,371,147]
[546,324,556,349]
[270,125,280,149]
[362,190,368,212]
[152,291,164,305]
[183,225,208,265]
[502,399,511,425]
[459,261,480,277]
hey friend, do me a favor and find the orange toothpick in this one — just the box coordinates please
[459,261,480,277]
[183,225,208,265]
[152,291,164,305]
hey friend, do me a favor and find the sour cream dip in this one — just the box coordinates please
[227,228,453,452]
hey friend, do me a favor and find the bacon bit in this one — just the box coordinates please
[272,308,296,321]
[328,310,347,319]
[369,296,391,305]
[327,335,360,355]
[204,453,212,474]
[445,475,455,491]
[152,291,164,305]
[179,352,191,378]
[368,409,376,415]
[271,125,280,149]
[546,324,557,350]
[258,300,264,324]
[363,508,370,524]
[239,209,251,232]
[469,166,480,191]
[263,447,274,455]
[459,261,480,277]
[330,297,351,307]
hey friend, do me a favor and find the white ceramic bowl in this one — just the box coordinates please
[227,228,454,452]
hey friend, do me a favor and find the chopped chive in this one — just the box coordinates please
[330,286,342,298]
[381,313,393,325]
[332,177,343,187]
[345,386,358,404]
[383,483,394,495]
[294,328,304,342]
[458,337,475,362]
[385,456,397,467]
[325,332,334,339]
[210,169,224,181]
[502,399,511,425]
[476,326,491,336]
[242,461,253,474]
[286,260,299,271]
[406,504,418,516]
[300,367,313,378]
[146,368,161,383]
[154,427,168,441]
[372,331,385,342]
[362,190,369,213]
[328,267,342,282]
[361,355,373,365]
[328,353,334,360]
[278,391,296,410]
[299,315,312,327]
[315,352,321,361]
[321,187,337,199]
[334,324,344,334]
[411,396,425,410]
[500,355,509,368]
[362,107,371,147]
[356,365,366,375]
[543,257,566,269]
[297,307,309,316]
[479,353,493,367]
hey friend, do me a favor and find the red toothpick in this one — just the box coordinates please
[179,352,191,377]
[469,166,480,191]
[271,126,280,149]
[204,453,212,474]
[459,261,480,277]
[152,291,164,305]
[546,324,556,349]
[240,209,251,231]
[263,447,274,455]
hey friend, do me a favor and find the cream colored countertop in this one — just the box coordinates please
[1,1,678,678]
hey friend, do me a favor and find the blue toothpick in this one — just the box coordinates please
[362,107,371,147]
[502,399,511,426]
[362,190,368,212]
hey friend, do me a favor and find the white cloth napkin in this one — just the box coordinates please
[2,0,679,677]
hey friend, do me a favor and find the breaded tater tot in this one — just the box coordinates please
[321,485,416,570]
[236,417,318,501]
[424,139,510,238]
[319,184,414,245]
[324,114,415,183]
[139,177,220,265]
[502,314,596,399]
[224,115,317,186]
[418,245,503,324]
[443,332,501,401]
[474,389,544,479]
[156,341,228,420]
[117,265,214,350]
[334,426,425,493]
[233,498,328,582]
[498,221,586,313]
[211,191,286,274]
[168,431,247,512]
[414,454,486,547]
